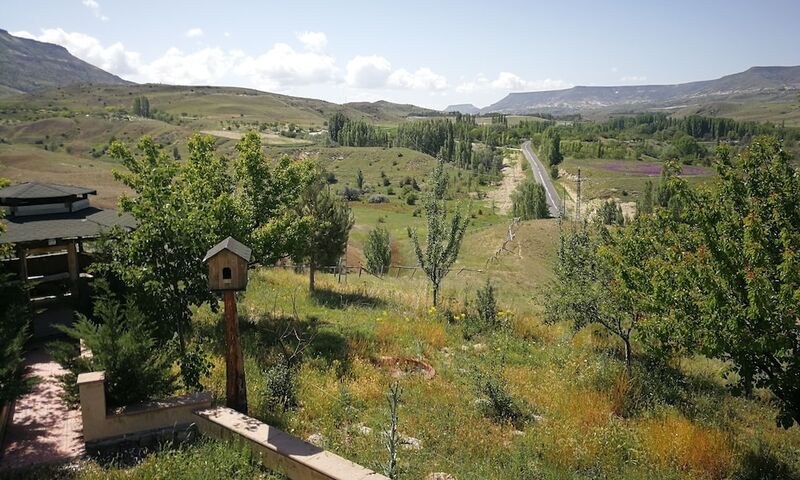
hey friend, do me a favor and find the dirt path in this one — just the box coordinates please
[0,347,84,471]
[486,151,525,215]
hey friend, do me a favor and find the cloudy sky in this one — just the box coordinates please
[4,0,800,109]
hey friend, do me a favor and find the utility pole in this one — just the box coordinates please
[575,168,582,222]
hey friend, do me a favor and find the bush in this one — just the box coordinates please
[405,192,417,205]
[476,279,499,328]
[364,226,392,275]
[259,356,298,414]
[474,367,529,428]
[342,186,362,201]
[368,194,389,204]
[0,272,32,404]
[52,284,176,407]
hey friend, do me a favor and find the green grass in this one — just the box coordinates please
[182,263,800,479]
[1,439,285,480]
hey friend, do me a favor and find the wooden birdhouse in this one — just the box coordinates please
[203,237,252,291]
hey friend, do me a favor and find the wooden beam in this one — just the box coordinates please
[16,246,28,281]
[66,242,79,298]
[223,291,248,414]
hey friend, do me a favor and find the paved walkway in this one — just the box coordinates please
[0,347,84,471]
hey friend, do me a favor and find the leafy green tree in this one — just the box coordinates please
[547,220,657,375]
[511,179,549,219]
[651,138,800,428]
[364,226,392,275]
[234,131,318,264]
[599,199,625,225]
[293,181,354,292]
[637,180,654,216]
[408,161,469,306]
[102,135,236,360]
[328,112,348,143]
[541,127,563,166]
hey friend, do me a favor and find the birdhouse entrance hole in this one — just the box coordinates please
[223,267,232,282]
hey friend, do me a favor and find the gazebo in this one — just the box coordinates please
[0,182,135,336]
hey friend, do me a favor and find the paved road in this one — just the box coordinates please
[521,141,561,217]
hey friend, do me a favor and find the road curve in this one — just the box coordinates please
[521,141,561,218]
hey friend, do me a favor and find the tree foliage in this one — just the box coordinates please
[364,226,392,275]
[511,179,549,220]
[293,181,354,291]
[647,137,800,428]
[53,283,176,407]
[408,161,469,306]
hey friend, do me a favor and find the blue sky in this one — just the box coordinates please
[4,0,799,109]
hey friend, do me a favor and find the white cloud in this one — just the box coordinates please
[296,31,327,52]
[387,67,448,91]
[620,75,647,83]
[457,72,569,93]
[81,0,109,21]
[345,55,392,88]
[235,43,339,90]
[138,47,240,85]
[185,28,204,38]
[12,28,452,97]
[13,28,140,74]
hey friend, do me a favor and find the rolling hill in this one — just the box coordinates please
[0,29,130,95]
[483,66,800,115]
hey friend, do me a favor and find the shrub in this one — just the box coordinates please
[405,192,417,205]
[259,356,298,414]
[364,226,392,275]
[474,367,529,428]
[368,194,389,204]
[0,272,32,404]
[342,186,362,201]
[475,279,498,327]
[52,284,176,407]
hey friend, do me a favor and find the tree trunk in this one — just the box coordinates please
[623,335,633,377]
[309,260,316,292]
[432,283,439,308]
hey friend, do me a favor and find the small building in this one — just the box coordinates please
[202,237,252,291]
[0,182,136,337]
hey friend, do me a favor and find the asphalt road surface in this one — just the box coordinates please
[521,141,562,217]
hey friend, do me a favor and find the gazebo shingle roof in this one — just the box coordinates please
[1,208,136,244]
[0,182,96,202]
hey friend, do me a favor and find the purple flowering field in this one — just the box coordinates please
[594,161,709,176]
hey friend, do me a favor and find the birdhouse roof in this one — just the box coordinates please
[203,236,252,263]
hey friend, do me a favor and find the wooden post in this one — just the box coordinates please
[66,242,80,299]
[17,246,28,281]
[223,291,248,413]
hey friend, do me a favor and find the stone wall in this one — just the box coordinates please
[76,371,212,446]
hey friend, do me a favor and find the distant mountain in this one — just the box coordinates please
[483,66,800,115]
[0,28,130,95]
[443,103,480,114]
